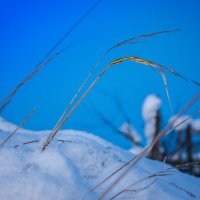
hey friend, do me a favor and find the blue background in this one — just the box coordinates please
[1,0,200,148]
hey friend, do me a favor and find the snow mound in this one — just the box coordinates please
[0,118,200,200]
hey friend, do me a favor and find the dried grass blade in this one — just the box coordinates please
[0,50,61,110]
[47,30,177,142]
[0,0,100,111]
[111,56,174,111]
[0,39,86,112]
[110,29,180,50]
[0,99,11,114]
[110,167,176,199]
[112,179,156,200]
[41,55,180,150]
[0,108,35,148]
[36,0,100,67]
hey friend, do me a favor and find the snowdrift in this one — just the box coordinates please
[0,117,200,200]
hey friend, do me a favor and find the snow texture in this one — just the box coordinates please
[0,118,200,200]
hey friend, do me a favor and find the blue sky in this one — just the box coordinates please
[1,0,200,148]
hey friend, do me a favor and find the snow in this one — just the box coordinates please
[142,94,162,121]
[0,117,29,134]
[169,115,191,131]
[129,145,144,155]
[119,122,142,143]
[170,152,189,162]
[119,123,144,155]
[191,119,200,132]
[0,118,200,200]
[142,94,162,145]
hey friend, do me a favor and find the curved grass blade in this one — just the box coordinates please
[111,56,173,111]
[41,55,181,151]
[47,29,180,142]
[110,29,180,50]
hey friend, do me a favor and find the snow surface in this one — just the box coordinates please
[0,118,200,200]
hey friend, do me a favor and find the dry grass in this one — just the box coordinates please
[0,1,100,112]
[12,138,73,148]
[110,168,176,199]
[43,30,179,149]
[0,108,35,148]
[0,50,62,112]
[93,93,200,199]
[1,22,200,199]
[41,54,199,151]
[110,162,200,200]
[42,29,193,151]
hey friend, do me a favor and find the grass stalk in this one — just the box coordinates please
[0,108,35,148]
